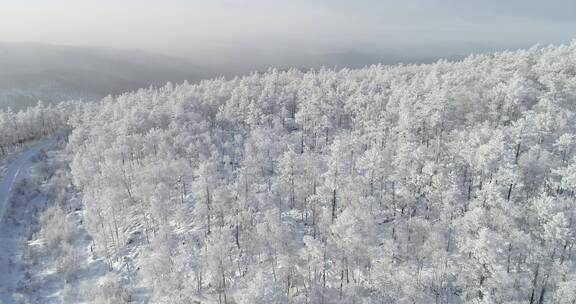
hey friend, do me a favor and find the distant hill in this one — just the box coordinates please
[0,43,219,110]
[0,41,530,111]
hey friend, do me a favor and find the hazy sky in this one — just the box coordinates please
[1,0,575,62]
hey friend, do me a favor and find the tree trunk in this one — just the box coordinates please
[332,189,337,222]
[515,141,521,164]
[538,274,549,304]
[506,243,512,273]
[529,264,540,304]
[206,186,211,234]
[235,224,240,249]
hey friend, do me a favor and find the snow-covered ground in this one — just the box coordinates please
[0,136,143,304]
[0,139,55,303]
[0,139,55,304]
[0,140,109,304]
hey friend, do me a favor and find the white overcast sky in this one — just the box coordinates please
[1,0,575,60]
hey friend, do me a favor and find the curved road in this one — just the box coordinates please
[0,139,55,224]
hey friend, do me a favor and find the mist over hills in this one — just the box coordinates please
[0,41,534,110]
[0,43,218,110]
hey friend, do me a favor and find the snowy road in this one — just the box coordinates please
[0,139,55,225]
[0,139,55,303]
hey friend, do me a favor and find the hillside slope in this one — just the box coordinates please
[17,43,576,303]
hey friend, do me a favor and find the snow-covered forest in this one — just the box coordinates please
[0,101,73,155]
[3,43,576,303]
